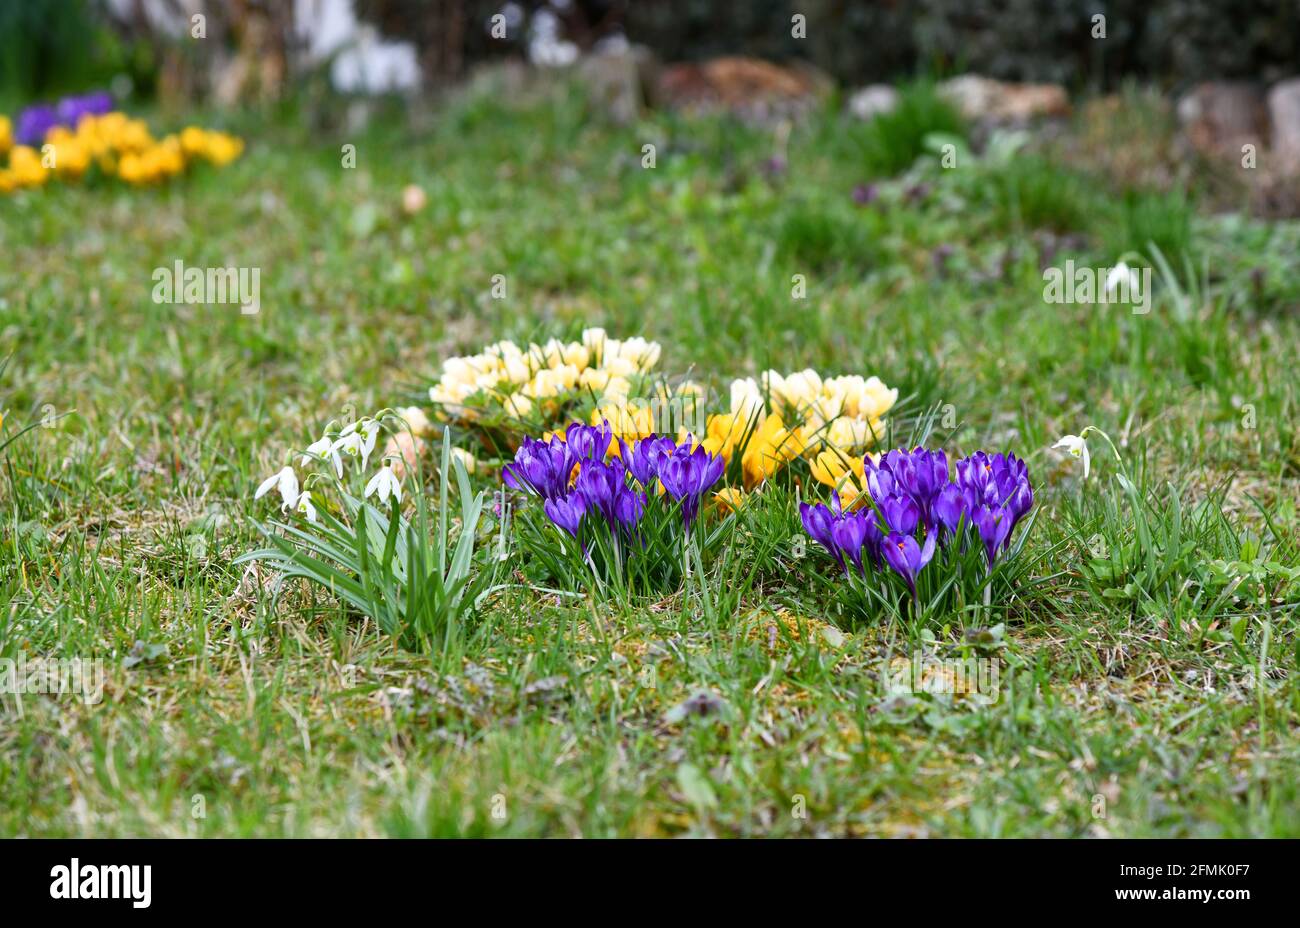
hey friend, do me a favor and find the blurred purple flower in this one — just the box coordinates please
[56,91,113,127]
[852,183,879,207]
[15,104,57,146]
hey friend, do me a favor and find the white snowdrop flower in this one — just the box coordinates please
[364,464,403,505]
[255,466,300,512]
[302,435,343,478]
[295,490,318,523]
[333,418,380,471]
[1052,434,1091,479]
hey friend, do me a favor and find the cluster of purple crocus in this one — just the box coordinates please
[800,447,1034,596]
[15,91,114,146]
[503,421,725,543]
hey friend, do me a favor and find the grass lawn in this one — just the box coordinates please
[2,84,1298,837]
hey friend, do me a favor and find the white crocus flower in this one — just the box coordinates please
[295,489,318,523]
[1052,434,1091,479]
[332,418,380,471]
[364,464,403,505]
[254,466,300,511]
[302,435,343,478]
[1105,261,1139,300]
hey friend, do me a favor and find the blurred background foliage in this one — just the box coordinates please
[2,0,1296,107]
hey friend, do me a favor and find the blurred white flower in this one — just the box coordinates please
[364,464,403,504]
[1052,434,1090,479]
[1105,261,1139,300]
[254,466,300,511]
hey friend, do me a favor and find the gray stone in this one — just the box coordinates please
[579,44,658,125]
[939,74,1070,125]
[1267,78,1300,172]
[1176,81,1268,158]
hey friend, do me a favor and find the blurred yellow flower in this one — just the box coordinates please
[713,487,747,514]
[741,413,805,488]
[0,111,242,195]
[43,128,92,179]
[4,146,48,189]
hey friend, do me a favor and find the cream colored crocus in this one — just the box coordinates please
[858,376,898,420]
[778,368,824,414]
[255,466,300,512]
[450,447,477,475]
[502,354,531,384]
[581,327,608,362]
[442,356,487,385]
[826,416,874,452]
[579,367,612,392]
[602,355,638,379]
[396,406,434,438]
[600,376,632,404]
[730,378,765,421]
[429,381,472,406]
[504,393,533,418]
[617,336,661,369]
[1052,433,1090,479]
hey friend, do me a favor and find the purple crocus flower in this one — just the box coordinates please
[575,458,628,523]
[543,491,587,538]
[565,420,613,461]
[877,447,948,528]
[804,446,1034,595]
[933,483,966,540]
[956,451,1000,508]
[831,511,870,574]
[863,516,886,568]
[619,434,676,489]
[658,443,724,530]
[971,505,1013,571]
[880,495,920,536]
[613,486,647,529]
[15,104,58,146]
[957,451,1033,540]
[863,459,896,503]
[800,501,841,567]
[882,531,937,596]
[503,435,573,501]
